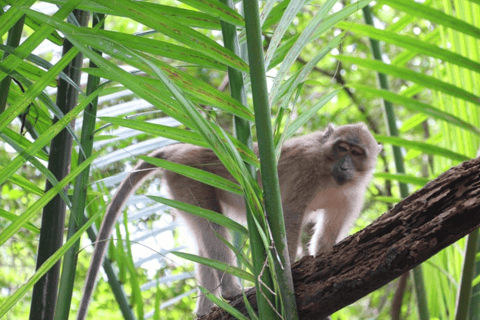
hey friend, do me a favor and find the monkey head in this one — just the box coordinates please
[322,123,382,185]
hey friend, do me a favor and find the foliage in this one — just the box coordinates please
[0,0,479,319]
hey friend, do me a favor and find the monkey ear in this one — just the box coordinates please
[376,143,383,153]
[322,124,335,142]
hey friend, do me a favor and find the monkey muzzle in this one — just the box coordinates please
[333,155,354,184]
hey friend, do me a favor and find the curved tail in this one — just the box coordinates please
[77,149,165,320]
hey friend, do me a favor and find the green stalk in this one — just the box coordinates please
[0,14,38,141]
[362,5,429,320]
[452,2,479,318]
[219,0,265,315]
[242,0,298,318]
[455,229,479,320]
[469,234,480,320]
[56,13,135,319]
[86,226,137,320]
[0,14,24,113]
[54,12,107,320]
[29,9,86,320]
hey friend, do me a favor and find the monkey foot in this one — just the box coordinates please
[221,288,242,301]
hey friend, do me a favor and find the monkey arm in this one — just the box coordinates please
[77,148,165,320]
[197,156,480,320]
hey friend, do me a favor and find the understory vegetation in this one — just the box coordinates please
[1,0,479,319]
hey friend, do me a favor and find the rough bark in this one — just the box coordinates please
[198,156,480,320]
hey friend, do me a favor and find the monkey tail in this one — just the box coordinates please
[77,148,166,320]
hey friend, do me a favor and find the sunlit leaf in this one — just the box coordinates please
[91,0,248,72]
[350,84,480,136]
[148,195,248,235]
[177,0,244,27]
[374,135,470,161]
[338,56,480,107]
[139,155,243,195]
[374,172,430,186]
[172,252,254,282]
[338,21,480,73]
[379,0,480,40]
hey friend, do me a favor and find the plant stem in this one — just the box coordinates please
[242,0,299,318]
[455,229,479,320]
[219,1,267,317]
[0,14,24,113]
[29,9,86,320]
[362,5,429,320]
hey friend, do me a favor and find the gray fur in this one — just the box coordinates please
[78,123,381,318]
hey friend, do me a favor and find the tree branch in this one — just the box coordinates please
[198,156,480,319]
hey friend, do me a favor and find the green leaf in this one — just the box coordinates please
[284,89,340,140]
[91,0,248,72]
[350,84,480,136]
[0,0,35,39]
[0,54,85,148]
[45,0,222,29]
[338,56,480,107]
[272,32,344,105]
[0,49,79,135]
[265,0,308,69]
[270,0,372,69]
[148,195,248,235]
[399,114,429,132]
[139,155,243,195]
[197,286,250,320]
[0,208,102,317]
[213,229,253,273]
[374,172,430,186]
[177,0,244,27]
[338,21,480,73]
[1,0,82,84]
[136,46,259,207]
[137,62,252,121]
[374,135,470,162]
[0,86,101,186]
[0,43,85,90]
[7,173,44,196]
[83,68,194,127]
[0,208,40,234]
[23,15,63,45]
[100,117,207,147]
[378,0,480,40]
[18,11,196,128]
[374,196,403,204]
[172,252,254,282]
[96,30,225,70]
[0,135,72,210]
[0,153,98,247]
[99,116,258,168]
[21,13,253,122]
[122,211,144,319]
[0,128,49,161]
[269,0,338,100]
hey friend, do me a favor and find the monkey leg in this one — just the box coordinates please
[282,203,307,262]
[309,204,357,256]
[180,213,242,315]
[167,176,241,315]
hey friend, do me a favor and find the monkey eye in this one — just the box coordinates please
[337,144,348,152]
[352,148,365,156]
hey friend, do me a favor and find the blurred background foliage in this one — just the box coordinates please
[1,0,479,319]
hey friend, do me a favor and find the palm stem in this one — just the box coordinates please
[242,0,299,318]
[362,5,429,320]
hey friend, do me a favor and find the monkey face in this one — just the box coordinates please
[331,141,367,185]
[321,123,381,186]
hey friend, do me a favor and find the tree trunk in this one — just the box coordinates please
[198,156,480,319]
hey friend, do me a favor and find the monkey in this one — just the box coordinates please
[77,123,381,318]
